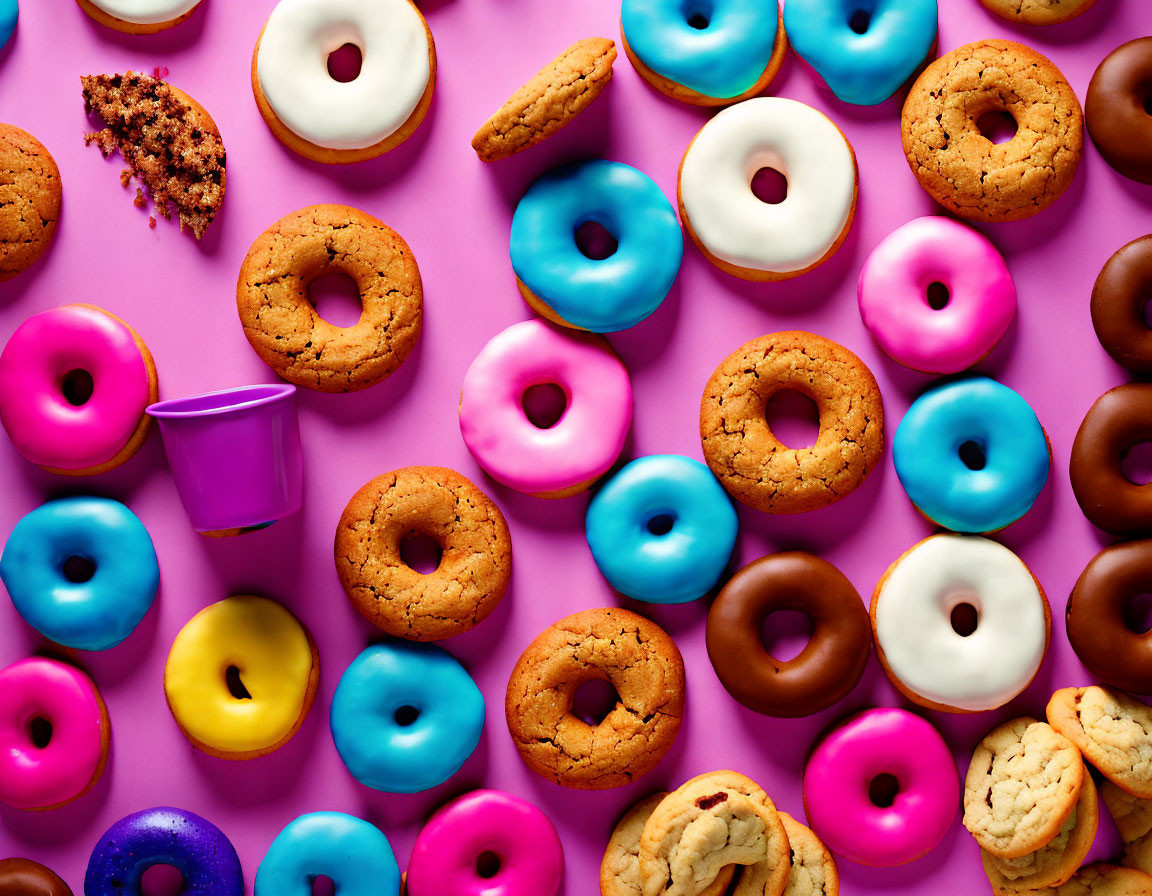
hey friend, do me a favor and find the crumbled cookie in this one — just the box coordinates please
[963,717,1084,858]
[980,0,1098,25]
[779,813,838,896]
[0,124,61,281]
[1103,780,1152,843]
[1047,687,1152,798]
[1049,863,1152,896]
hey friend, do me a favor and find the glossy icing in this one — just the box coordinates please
[406,790,564,896]
[621,0,780,98]
[85,807,244,896]
[784,0,938,105]
[510,161,683,333]
[0,657,106,810]
[874,535,1048,711]
[0,305,151,471]
[858,217,1015,374]
[330,642,484,793]
[0,0,16,50]
[803,708,958,866]
[679,97,857,274]
[0,497,159,651]
[87,0,199,24]
[255,812,401,896]
[0,858,73,896]
[585,454,737,604]
[893,377,1049,532]
[256,0,432,150]
[164,596,315,755]
[458,319,632,496]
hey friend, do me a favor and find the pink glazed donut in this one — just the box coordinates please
[857,217,1016,374]
[405,789,564,896]
[458,319,632,498]
[0,304,158,475]
[802,707,958,867]
[0,657,110,810]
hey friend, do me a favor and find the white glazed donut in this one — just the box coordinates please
[871,535,1050,713]
[78,0,200,29]
[254,0,434,161]
[678,97,857,280]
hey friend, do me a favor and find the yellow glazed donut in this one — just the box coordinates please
[164,595,319,760]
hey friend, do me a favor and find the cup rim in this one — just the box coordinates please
[146,384,296,419]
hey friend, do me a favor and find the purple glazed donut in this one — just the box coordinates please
[405,790,564,896]
[84,807,243,896]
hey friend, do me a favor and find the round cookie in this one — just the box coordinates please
[980,0,1097,24]
[505,607,684,790]
[700,331,884,514]
[1101,779,1152,844]
[1047,686,1152,799]
[901,39,1083,223]
[472,38,616,162]
[779,813,839,896]
[0,859,73,896]
[236,204,422,393]
[1050,865,1152,896]
[1087,39,1152,186]
[0,124,60,281]
[75,0,202,33]
[334,466,512,641]
[1092,236,1152,376]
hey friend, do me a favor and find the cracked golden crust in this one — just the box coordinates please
[504,607,684,790]
[963,717,1084,859]
[1103,779,1152,843]
[0,124,61,282]
[1126,828,1152,877]
[901,39,1083,222]
[779,814,837,896]
[236,204,422,393]
[980,0,1098,25]
[1048,687,1152,798]
[472,38,616,163]
[1050,863,1152,896]
[334,466,511,642]
[699,331,884,514]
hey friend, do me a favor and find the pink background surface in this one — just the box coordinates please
[0,0,1149,892]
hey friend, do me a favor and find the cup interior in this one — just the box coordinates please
[147,384,295,418]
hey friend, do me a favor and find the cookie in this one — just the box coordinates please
[236,204,422,393]
[1048,687,1152,798]
[980,0,1098,25]
[472,38,616,163]
[779,813,838,896]
[0,124,61,281]
[334,466,512,642]
[901,40,1082,223]
[963,717,1085,859]
[1126,829,1152,878]
[1104,779,1152,843]
[1051,864,1152,896]
[699,331,884,514]
[504,607,684,790]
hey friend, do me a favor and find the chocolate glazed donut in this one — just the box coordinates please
[1086,38,1152,185]
[706,552,872,717]
[0,858,73,896]
[1068,540,1152,694]
[1070,384,1152,536]
[1092,236,1152,376]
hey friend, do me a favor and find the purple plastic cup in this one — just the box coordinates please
[146,384,303,535]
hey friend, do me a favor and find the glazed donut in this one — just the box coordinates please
[1070,384,1152,536]
[803,708,958,867]
[858,217,1016,374]
[585,454,737,604]
[892,377,1049,533]
[86,807,243,896]
[406,790,564,896]
[0,0,14,50]
[252,0,435,163]
[510,160,683,333]
[164,595,319,759]
[0,496,159,651]
[0,657,108,810]
[0,859,72,896]
[1087,38,1152,185]
[75,0,202,33]
[679,97,858,280]
[0,305,157,475]
[1092,236,1152,375]
[872,535,1050,713]
[784,0,938,106]
[700,331,884,514]
[706,553,872,718]
[330,641,484,793]
[256,812,401,896]
[459,319,632,498]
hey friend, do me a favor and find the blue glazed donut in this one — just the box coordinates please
[621,0,783,102]
[255,812,401,896]
[0,496,158,650]
[330,642,484,793]
[893,377,1050,533]
[510,160,683,333]
[586,455,737,604]
[0,0,15,52]
[85,806,244,896]
[783,0,938,106]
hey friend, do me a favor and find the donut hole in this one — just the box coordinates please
[950,602,979,637]
[926,281,951,310]
[646,513,676,536]
[326,43,363,83]
[394,705,421,727]
[765,390,820,449]
[26,716,52,749]
[1123,593,1152,634]
[399,532,443,575]
[681,0,712,29]
[476,851,502,879]
[1142,297,1152,329]
[750,167,788,205]
[1121,442,1152,486]
[959,440,987,471]
[571,678,619,726]
[522,382,568,429]
[308,272,363,328]
[61,368,95,406]
[62,555,96,584]
[311,877,335,896]
[225,665,252,700]
[574,220,619,260]
[140,864,185,896]
[976,110,1018,145]
[848,8,872,33]
[868,773,900,808]
[760,610,812,662]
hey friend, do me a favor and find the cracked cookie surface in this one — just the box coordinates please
[0,124,61,281]
[1048,687,1152,798]
[472,38,616,162]
[779,813,837,896]
[236,204,422,393]
[1050,863,1152,896]
[1104,780,1152,843]
[699,331,884,514]
[963,717,1084,858]
[980,0,1098,25]
[334,466,511,642]
[901,39,1082,222]
[505,607,684,790]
